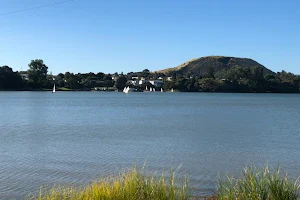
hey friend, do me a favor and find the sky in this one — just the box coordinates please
[0,0,300,75]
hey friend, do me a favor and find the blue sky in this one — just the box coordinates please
[1,0,299,74]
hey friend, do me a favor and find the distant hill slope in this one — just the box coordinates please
[157,56,273,76]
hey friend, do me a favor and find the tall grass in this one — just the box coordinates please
[217,165,300,200]
[28,165,300,200]
[28,167,190,200]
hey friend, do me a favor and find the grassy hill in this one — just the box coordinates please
[157,56,273,76]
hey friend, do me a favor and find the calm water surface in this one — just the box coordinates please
[0,92,300,199]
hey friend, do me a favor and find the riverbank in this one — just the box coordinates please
[28,165,300,200]
[1,89,300,94]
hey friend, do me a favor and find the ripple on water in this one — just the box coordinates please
[0,92,300,199]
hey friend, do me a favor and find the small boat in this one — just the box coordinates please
[52,84,56,93]
[150,87,153,92]
[124,86,130,94]
[171,88,174,92]
[153,88,156,92]
[161,88,164,92]
[146,86,148,91]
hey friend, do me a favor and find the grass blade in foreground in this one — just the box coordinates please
[217,165,300,200]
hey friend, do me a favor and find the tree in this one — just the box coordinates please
[65,72,71,80]
[57,73,65,79]
[264,73,276,81]
[250,66,264,81]
[0,66,24,89]
[115,75,127,91]
[141,69,150,78]
[96,72,105,80]
[198,78,221,92]
[27,59,48,88]
[103,74,112,81]
[65,74,80,89]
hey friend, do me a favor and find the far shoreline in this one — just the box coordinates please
[1,89,300,94]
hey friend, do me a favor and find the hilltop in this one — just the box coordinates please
[156,56,273,76]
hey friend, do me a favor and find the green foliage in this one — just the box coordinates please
[264,73,276,81]
[1,57,300,93]
[217,165,300,200]
[115,75,127,90]
[0,66,24,89]
[198,78,221,92]
[64,73,81,89]
[28,167,190,200]
[27,60,48,88]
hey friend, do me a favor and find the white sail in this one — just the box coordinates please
[146,86,148,91]
[153,88,156,92]
[150,87,152,92]
[161,88,163,92]
[124,86,130,94]
[52,84,56,93]
[123,87,126,93]
[171,88,174,92]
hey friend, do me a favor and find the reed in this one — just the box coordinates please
[28,165,300,200]
[28,167,190,200]
[217,165,300,200]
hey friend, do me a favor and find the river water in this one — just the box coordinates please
[0,92,300,199]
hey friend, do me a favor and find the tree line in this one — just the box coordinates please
[164,66,300,93]
[0,59,300,93]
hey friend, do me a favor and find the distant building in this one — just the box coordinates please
[130,80,140,86]
[19,71,29,80]
[149,80,164,87]
[139,80,146,85]
[131,76,139,80]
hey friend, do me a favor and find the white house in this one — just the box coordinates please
[139,80,146,85]
[130,80,140,86]
[149,80,164,87]
[19,72,29,80]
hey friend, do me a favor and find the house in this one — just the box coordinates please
[139,80,146,85]
[149,80,164,87]
[19,71,29,80]
[130,80,140,86]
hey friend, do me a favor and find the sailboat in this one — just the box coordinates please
[52,84,56,93]
[153,88,156,92]
[171,88,174,92]
[149,87,153,92]
[146,86,148,91]
[161,88,164,92]
[124,86,130,94]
